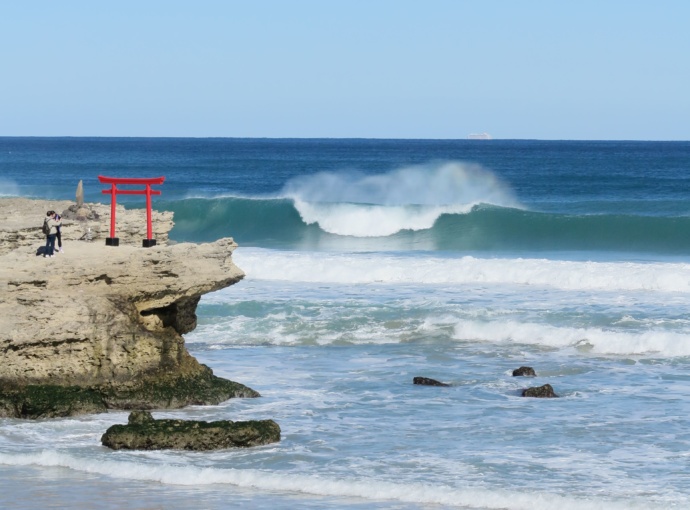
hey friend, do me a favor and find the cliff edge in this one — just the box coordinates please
[0,198,258,418]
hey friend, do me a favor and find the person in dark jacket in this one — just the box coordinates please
[43,210,61,258]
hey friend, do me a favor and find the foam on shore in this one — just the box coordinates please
[0,451,663,510]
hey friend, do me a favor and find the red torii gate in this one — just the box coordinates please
[98,175,165,247]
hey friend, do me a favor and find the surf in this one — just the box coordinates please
[231,248,690,292]
[282,161,521,236]
[159,157,690,256]
[0,451,660,510]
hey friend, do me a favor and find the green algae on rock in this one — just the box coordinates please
[101,410,281,450]
[0,365,259,419]
[0,384,107,419]
[521,383,559,398]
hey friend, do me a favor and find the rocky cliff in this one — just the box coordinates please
[0,198,258,418]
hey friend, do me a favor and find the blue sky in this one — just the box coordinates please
[1,1,688,139]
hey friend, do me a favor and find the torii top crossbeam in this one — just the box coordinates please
[98,175,165,246]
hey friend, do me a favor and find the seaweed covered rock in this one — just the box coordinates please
[522,384,558,398]
[0,365,259,419]
[0,384,107,419]
[413,376,450,387]
[512,366,537,377]
[101,411,281,450]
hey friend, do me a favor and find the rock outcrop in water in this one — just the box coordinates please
[512,366,537,377]
[101,410,281,450]
[413,376,450,387]
[522,384,558,398]
[0,198,259,419]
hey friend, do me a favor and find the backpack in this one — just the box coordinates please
[42,218,50,236]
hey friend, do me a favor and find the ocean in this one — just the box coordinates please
[1,137,689,509]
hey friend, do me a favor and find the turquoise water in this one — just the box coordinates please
[1,138,690,508]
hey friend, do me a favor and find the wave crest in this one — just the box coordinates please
[292,199,477,237]
[282,162,521,236]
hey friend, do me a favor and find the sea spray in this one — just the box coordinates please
[290,199,476,237]
[0,178,19,197]
[281,162,522,236]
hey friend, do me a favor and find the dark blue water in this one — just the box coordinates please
[3,137,690,205]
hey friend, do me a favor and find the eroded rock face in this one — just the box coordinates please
[0,198,256,418]
[101,411,281,450]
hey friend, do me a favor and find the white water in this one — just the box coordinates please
[5,244,689,509]
[1,334,688,509]
[202,248,690,357]
[292,199,477,237]
[233,248,690,292]
[283,162,522,236]
[0,451,667,510]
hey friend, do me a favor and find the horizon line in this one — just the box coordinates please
[1,135,688,142]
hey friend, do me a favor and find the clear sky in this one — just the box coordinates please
[1,1,689,140]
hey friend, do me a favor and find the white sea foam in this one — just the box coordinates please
[198,249,690,356]
[292,199,477,237]
[188,311,690,356]
[233,248,690,293]
[0,451,661,510]
[450,319,690,356]
[282,162,521,236]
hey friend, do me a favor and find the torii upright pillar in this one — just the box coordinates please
[98,176,165,247]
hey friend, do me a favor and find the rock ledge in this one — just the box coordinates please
[101,411,281,450]
[0,198,257,418]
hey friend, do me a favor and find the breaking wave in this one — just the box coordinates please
[164,196,690,255]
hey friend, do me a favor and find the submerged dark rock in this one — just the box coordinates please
[522,384,558,398]
[512,366,537,377]
[101,410,281,451]
[413,376,450,387]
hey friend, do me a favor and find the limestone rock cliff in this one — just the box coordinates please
[0,198,258,418]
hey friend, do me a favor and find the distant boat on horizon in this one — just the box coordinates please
[468,133,492,140]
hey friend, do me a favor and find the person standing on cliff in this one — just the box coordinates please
[43,211,61,258]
